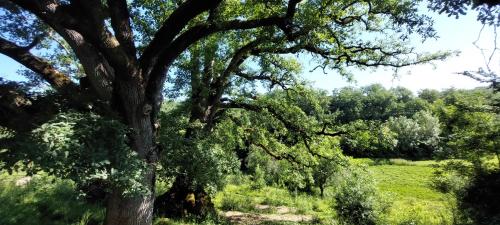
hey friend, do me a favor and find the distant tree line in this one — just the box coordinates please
[328,84,498,161]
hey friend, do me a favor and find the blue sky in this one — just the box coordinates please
[1,6,498,94]
[303,8,499,93]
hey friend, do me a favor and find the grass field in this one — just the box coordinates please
[0,158,455,225]
[367,161,454,225]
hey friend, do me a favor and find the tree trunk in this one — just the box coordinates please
[104,135,157,225]
[105,171,155,225]
[154,175,216,219]
[104,76,159,225]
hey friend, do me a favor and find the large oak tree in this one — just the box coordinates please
[0,0,448,224]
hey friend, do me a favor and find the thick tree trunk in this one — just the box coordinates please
[105,171,155,225]
[104,75,159,225]
[104,134,157,225]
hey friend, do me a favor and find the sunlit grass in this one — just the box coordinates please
[214,183,335,222]
[368,163,454,225]
[215,159,455,225]
[0,172,104,225]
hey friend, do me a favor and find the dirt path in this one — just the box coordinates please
[221,205,313,224]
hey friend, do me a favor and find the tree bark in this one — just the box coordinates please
[105,171,155,225]
[104,71,159,225]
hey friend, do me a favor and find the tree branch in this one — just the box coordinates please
[0,36,77,91]
[68,0,136,74]
[140,0,223,74]
[107,0,136,57]
[254,143,304,166]
[144,16,285,100]
[8,1,116,99]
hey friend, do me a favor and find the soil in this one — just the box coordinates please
[221,205,313,224]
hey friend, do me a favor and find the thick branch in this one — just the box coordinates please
[69,0,136,74]
[221,39,265,80]
[144,16,284,101]
[107,0,136,57]
[144,0,302,104]
[0,83,62,132]
[236,70,290,90]
[0,36,76,90]
[140,0,223,74]
[9,1,115,99]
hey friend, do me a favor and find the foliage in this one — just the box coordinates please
[431,162,472,198]
[250,164,267,190]
[246,148,312,192]
[0,0,469,223]
[2,112,149,196]
[333,166,386,225]
[340,120,398,158]
[330,85,446,159]
[428,0,500,26]
[330,85,430,123]
[457,169,500,225]
[432,88,499,166]
[387,111,441,159]
[432,161,500,225]
[312,152,349,197]
[157,102,240,195]
[445,111,499,166]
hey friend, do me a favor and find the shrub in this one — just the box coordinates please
[333,167,386,225]
[218,194,254,212]
[431,160,472,194]
[250,164,267,189]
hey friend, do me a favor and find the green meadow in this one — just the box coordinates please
[1,159,454,225]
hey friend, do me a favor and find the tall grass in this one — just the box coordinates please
[0,172,104,225]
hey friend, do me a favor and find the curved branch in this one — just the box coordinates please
[139,0,223,74]
[254,143,305,166]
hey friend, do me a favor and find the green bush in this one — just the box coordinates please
[251,164,267,189]
[333,167,386,225]
[431,161,472,194]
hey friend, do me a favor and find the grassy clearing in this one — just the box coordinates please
[215,159,454,225]
[366,161,454,225]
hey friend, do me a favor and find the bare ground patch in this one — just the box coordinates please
[222,205,313,224]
